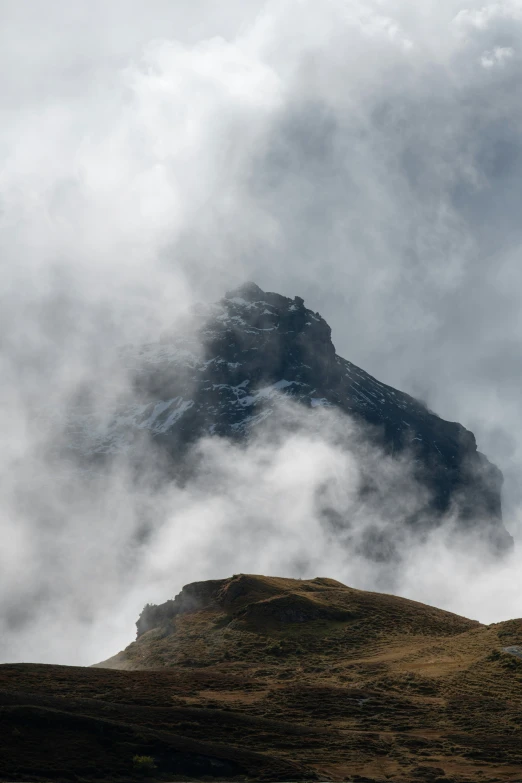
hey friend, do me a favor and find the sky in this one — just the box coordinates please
[2,0,522,664]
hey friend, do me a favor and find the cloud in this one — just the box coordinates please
[2,0,522,663]
[0,395,514,666]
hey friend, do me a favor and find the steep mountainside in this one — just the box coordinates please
[3,574,522,782]
[69,282,511,549]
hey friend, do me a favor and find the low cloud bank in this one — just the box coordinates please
[0,399,519,666]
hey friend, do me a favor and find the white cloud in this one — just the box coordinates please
[480,44,515,66]
[455,2,522,31]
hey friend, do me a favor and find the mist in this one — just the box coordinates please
[2,0,522,664]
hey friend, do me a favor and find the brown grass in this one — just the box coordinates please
[2,574,522,782]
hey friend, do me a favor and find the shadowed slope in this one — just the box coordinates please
[2,575,522,782]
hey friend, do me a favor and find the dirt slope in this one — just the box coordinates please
[2,574,522,782]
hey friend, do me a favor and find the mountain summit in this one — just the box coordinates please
[77,283,511,551]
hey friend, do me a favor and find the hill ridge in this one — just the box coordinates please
[3,574,522,781]
[101,574,482,671]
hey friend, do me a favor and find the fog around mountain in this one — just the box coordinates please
[2,0,522,665]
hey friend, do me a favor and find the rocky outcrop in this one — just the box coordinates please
[136,580,224,637]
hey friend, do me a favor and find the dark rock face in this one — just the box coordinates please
[136,580,224,637]
[97,282,510,552]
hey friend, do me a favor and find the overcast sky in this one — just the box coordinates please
[2,0,522,663]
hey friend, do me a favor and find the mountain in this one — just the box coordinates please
[3,574,522,781]
[71,282,511,552]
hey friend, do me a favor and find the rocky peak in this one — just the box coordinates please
[70,284,512,554]
[197,284,337,392]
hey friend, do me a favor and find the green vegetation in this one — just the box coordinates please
[132,754,156,773]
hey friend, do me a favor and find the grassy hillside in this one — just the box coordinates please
[1,574,522,782]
